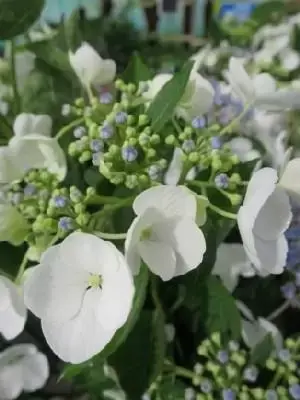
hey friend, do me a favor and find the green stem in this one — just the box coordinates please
[86,85,94,104]
[172,117,182,135]
[15,252,28,284]
[94,232,127,240]
[55,117,85,140]
[10,39,21,114]
[187,180,214,189]
[219,103,253,135]
[266,300,290,321]
[268,370,281,389]
[164,360,195,380]
[208,203,237,220]
[86,195,126,205]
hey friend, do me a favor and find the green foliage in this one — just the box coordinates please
[122,52,153,85]
[250,0,286,25]
[109,309,166,399]
[0,0,45,39]
[250,333,274,366]
[147,61,194,132]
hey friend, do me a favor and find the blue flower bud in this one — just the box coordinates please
[115,111,128,124]
[100,123,114,139]
[58,217,74,231]
[182,139,196,153]
[24,184,36,197]
[53,195,68,208]
[211,136,222,149]
[192,116,206,129]
[73,126,86,139]
[99,92,113,104]
[278,348,291,362]
[217,350,229,364]
[122,146,138,162]
[266,389,278,400]
[215,173,229,189]
[243,365,258,383]
[290,384,300,399]
[222,388,236,400]
[139,132,150,146]
[200,379,212,393]
[281,282,296,300]
[90,139,104,153]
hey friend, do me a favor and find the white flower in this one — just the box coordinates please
[0,277,27,340]
[143,65,214,121]
[0,344,48,399]
[227,137,260,163]
[225,57,300,110]
[125,185,206,281]
[237,168,292,275]
[0,202,29,245]
[24,232,134,364]
[279,48,300,72]
[13,113,52,138]
[212,243,256,292]
[279,158,300,200]
[69,42,116,88]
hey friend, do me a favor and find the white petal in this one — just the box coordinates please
[94,250,134,330]
[13,113,52,137]
[242,319,266,348]
[41,289,117,363]
[0,147,21,183]
[0,277,10,311]
[255,90,300,111]
[253,235,288,274]
[9,135,67,181]
[226,57,255,103]
[24,245,88,321]
[13,114,32,137]
[257,317,283,351]
[279,158,300,199]
[252,73,277,97]
[59,232,120,276]
[139,240,176,281]
[0,364,23,399]
[280,49,300,71]
[154,217,206,277]
[0,278,26,340]
[133,185,197,219]
[125,218,143,276]
[164,148,183,186]
[21,352,49,391]
[242,168,278,208]
[143,74,172,101]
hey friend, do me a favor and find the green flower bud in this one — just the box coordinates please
[266,358,277,370]
[150,134,160,145]
[44,217,57,231]
[86,187,96,197]
[113,103,122,113]
[230,154,240,165]
[115,79,125,90]
[210,124,221,132]
[89,123,99,138]
[68,142,78,157]
[110,174,125,185]
[91,97,98,108]
[215,376,226,387]
[126,127,136,138]
[147,148,156,158]
[231,352,246,367]
[76,213,90,226]
[194,363,203,375]
[278,365,286,374]
[46,206,55,217]
[285,338,296,349]
[127,115,135,126]
[139,133,150,147]
[105,112,116,124]
[179,133,186,141]
[128,137,137,146]
[228,193,242,206]
[288,375,298,384]
[196,394,206,400]
[125,174,139,189]
[239,392,251,400]
[25,206,37,219]
[277,386,288,395]
[158,158,167,168]
[188,152,200,163]
[184,127,193,136]
[138,114,149,126]
[212,157,222,170]
[79,151,92,163]
[165,135,176,145]
[211,332,221,346]
[143,126,152,135]
[251,388,264,399]
[287,361,297,371]
[192,376,201,386]
[225,363,238,379]
[74,203,85,214]
[121,99,129,109]
[207,361,220,374]
[70,186,83,203]
[75,97,85,108]
[138,174,149,186]
[230,173,242,184]
[109,144,120,156]
[127,83,136,94]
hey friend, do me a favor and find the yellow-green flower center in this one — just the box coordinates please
[88,274,103,289]
[140,227,152,241]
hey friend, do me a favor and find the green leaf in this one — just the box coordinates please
[58,361,91,382]
[200,276,241,343]
[65,9,84,52]
[157,379,188,400]
[0,0,45,40]
[250,333,274,366]
[122,52,153,85]
[147,61,194,132]
[98,264,149,360]
[0,114,12,140]
[250,1,285,26]
[109,309,166,400]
